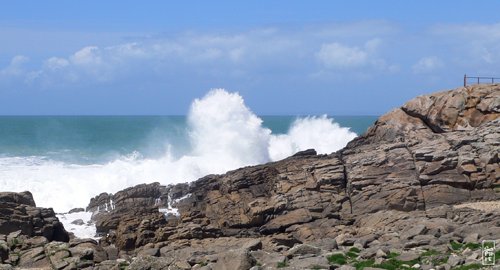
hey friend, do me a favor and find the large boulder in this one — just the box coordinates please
[0,192,69,242]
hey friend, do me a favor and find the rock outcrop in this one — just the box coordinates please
[1,84,498,269]
[0,191,69,242]
[344,85,499,214]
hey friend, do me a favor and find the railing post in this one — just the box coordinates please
[478,77,480,84]
[464,74,467,87]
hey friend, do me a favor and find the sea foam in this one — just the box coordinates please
[0,89,357,213]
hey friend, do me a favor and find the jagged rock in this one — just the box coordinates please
[137,247,159,257]
[17,246,50,269]
[0,191,35,206]
[287,256,330,269]
[68,208,85,214]
[401,224,427,240]
[86,193,113,213]
[46,242,71,269]
[0,264,13,270]
[343,85,499,214]
[397,251,420,262]
[242,239,263,251]
[127,255,173,270]
[69,238,107,263]
[260,209,313,234]
[213,248,256,270]
[23,236,49,249]
[375,249,386,258]
[103,245,118,260]
[463,233,479,243]
[249,250,286,268]
[171,260,191,270]
[447,254,463,267]
[0,241,8,263]
[0,192,69,242]
[285,244,321,258]
[292,149,317,157]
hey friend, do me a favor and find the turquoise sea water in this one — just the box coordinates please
[0,115,377,164]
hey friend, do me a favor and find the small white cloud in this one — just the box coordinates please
[70,46,102,66]
[430,23,500,65]
[11,55,30,66]
[315,39,385,69]
[316,42,368,68]
[0,55,30,77]
[412,56,444,73]
[44,57,70,70]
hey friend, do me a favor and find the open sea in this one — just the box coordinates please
[0,90,377,213]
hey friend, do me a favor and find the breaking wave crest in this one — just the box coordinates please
[0,89,357,212]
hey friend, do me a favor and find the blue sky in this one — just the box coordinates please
[1,1,500,115]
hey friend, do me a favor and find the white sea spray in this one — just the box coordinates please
[0,89,357,213]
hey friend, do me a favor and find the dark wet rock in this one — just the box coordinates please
[0,191,35,206]
[0,192,69,242]
[71,219,85,226]
[292,148,317,157]
[68,208,85,214]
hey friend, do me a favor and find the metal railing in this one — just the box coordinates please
[464,74,500,87]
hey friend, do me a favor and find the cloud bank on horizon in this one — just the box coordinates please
[1,1,500,115]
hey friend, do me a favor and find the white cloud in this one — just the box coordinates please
[316,42,367,68]
[412,56,444,73]
[44,57,70,70]
[0,55,29,77]
[0,22,396,87]
[70,46,102,66]
[430,23,500,66]
[315,38,387,69]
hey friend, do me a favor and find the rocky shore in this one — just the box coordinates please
[1,84,499,269]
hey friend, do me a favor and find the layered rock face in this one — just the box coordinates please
[0,191,69,242]
[0,191,76,269]
[131,84,496,243]
[1,84,498,269]
[344,84,499,214]
[79,84,498,269]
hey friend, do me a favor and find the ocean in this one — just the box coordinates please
[0,90,377,213]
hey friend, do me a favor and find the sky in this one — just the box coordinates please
[1,1,500,115]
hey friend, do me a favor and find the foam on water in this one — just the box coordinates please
[56,211,96,239]
[0,89,357,213]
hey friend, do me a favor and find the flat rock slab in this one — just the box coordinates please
[260,209,312,234]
